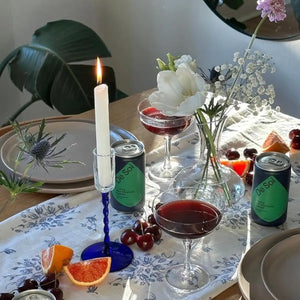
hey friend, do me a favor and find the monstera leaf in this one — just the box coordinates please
[0,19,124,127]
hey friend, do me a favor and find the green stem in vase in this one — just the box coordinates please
[194,110,232,205]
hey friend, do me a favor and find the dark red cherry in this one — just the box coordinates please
[40,273,59,290]
[249,156,256,172]
[145,224,162,241]
[289,129,300,139]
[18,279,39,292]
[136,233,154,251]
[49,287,63,300]
[120,229,138,245]
[225,149,240,160]
[244,172,253,186]
[291,135,300,150]
[132,219,148,235]
[155,202,163,210]
[0,293,14,300]
[147,213,157,225]
[243,148,258,159]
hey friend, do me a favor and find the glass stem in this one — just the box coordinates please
[101,192,111,256]
[183,239,192,276]
[163,135,172,170]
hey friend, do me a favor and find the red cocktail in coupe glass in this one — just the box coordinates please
[153,185,225,291]
[138,99,193,181]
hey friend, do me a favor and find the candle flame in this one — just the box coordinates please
[96,57,102,84]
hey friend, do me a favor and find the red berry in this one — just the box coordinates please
[225,149,240,160]
[249,156,256,172]
[243,148,258,159]
[244,172,253,186]
[155,202,163,210]
[147,214,157,225]
[40,273,59,290]
[49,287,63,300]
[145,224,162,241]
[18,279,39,292]
[289,129,300,139]
[132,219,148,235]
[136,233,154,251]
[120,229,138,245]
[291,135,300,150]
[0,293,14,300]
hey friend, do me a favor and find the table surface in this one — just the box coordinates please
[3,89,296,299]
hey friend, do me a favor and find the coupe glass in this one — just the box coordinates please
[138,99,193,181]
[152,185,225,291]
[81,148,133,272]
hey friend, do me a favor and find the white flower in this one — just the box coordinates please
[149,64,206,116]
[174,55,197,72]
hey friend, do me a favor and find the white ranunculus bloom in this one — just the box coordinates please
[149,63,206,116]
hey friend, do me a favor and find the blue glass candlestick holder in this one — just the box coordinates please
[81,148,133,272]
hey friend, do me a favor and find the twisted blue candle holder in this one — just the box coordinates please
[81,149,133,272]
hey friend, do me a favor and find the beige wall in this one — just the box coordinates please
[0,0,299,124]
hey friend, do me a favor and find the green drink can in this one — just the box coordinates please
[111,139,145,212]
[251,151,291,226]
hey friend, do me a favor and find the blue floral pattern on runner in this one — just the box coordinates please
[11,202,79,233]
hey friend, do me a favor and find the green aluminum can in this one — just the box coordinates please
[251,151,291,226]
[111,139,145,212]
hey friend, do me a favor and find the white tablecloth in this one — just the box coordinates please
[0,110,299,299]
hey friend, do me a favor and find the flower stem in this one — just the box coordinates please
[195,110,232,205]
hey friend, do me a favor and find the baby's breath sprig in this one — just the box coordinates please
[205,50,276,116]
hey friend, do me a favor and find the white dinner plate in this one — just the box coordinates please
[261,234,300,300]
[237,228,300,300]
[0,119,136,193]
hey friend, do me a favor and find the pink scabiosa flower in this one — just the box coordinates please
[257,0,286,22]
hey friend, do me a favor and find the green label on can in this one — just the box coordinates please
[252,175,288,222]
[112,162,145,207]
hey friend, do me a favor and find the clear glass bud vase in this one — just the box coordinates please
[174,114,245,206]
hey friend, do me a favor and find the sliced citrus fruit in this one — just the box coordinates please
[63,257,111,286]
[262,130,289,153]
[41,244,73,275]
[220,159,251,177]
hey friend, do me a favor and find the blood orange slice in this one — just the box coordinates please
[262,130,289,153]
[220,159,251,177]
[63,257,111,286]
[41,244,73,275]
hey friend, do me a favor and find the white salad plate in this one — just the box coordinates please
[237,228,300,300]
[261,234,300,300]
[0,119,136,193]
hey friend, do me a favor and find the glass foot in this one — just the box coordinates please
[148,157,183,182]
[81,241,134,272]
[166,263,209,291]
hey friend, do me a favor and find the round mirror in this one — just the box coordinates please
[204,0,300,40]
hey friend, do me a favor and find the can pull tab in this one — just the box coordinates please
[123,144,138,153]
[268,157,284,167]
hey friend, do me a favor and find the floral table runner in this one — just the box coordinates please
[0,110,299,299]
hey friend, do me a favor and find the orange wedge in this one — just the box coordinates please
[220,159,251,177]
[262,130,289,154]
[63,257,111,286]
[41,244,73,275]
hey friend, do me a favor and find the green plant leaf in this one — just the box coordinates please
[1,19,113,117]
[32,19,111,62]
